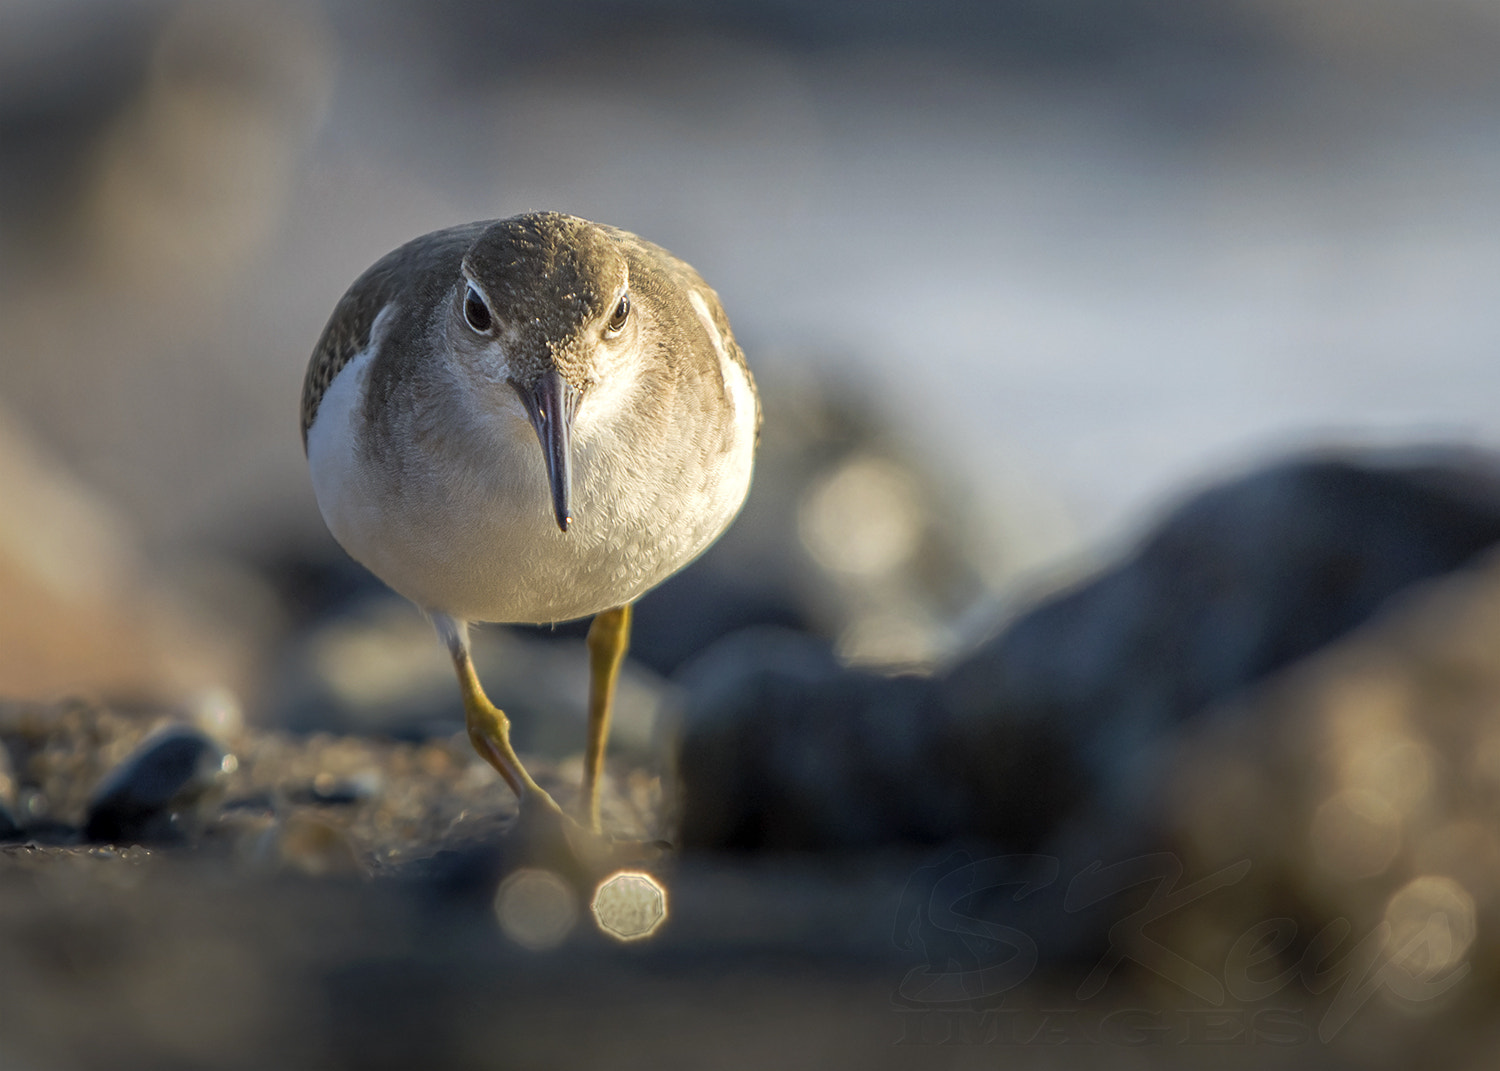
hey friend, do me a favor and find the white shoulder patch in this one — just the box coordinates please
[687,289,754,439]
[687,289,727,364]
[306,301,397,551]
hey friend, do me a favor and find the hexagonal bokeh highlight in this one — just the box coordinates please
[592,870,668,941]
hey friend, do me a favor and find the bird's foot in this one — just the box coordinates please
[509,788,668,881]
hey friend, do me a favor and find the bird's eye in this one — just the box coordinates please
[606,293,630,335]
[464,285,493,333]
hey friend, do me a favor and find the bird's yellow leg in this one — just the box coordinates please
[434,616,665,881]
[437,614,563,816]
[582,603,632,831]
[453,651,550,802]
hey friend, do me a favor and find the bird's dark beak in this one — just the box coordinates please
[512,368,581,532]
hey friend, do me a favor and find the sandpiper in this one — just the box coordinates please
[301,212,758,836]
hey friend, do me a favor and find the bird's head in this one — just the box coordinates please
[450,213,639,532]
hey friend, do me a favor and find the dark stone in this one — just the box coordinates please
[83,725,229,845]
[252,540,393,630]
[942,448,1500,800]
[675,448,1500,852]
[675,629,1082,852]
[629,568,810,677]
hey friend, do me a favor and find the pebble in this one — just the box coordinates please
[83,724,231,844]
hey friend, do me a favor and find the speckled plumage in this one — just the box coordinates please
[301,212,759,626]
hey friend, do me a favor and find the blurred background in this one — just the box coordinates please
[2,0,1499,715]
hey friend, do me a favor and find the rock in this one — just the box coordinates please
[941,447,1500,817]
[1114,546,1500,1048]
[674,629,1077,851]
[675,629,903,850]
[83,725,230,844]
[0,401,256,704]
[628,568,808,678]
[0,699,164,833]
[675,448,1500,851]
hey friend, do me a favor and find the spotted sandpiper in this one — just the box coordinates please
[301,212,758,837]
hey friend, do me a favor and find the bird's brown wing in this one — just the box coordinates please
[300,224,490,451]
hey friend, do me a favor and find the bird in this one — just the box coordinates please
[301,212,758,838]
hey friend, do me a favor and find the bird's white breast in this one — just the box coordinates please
[306,301,756,626]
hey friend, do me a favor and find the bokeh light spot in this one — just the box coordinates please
[592,871,668,941]
[1340,735,1432,816]
[1383,875,1476,980]
[494,868,579,951]
[798,455,922,577]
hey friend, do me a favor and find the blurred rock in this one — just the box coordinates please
[943,447,1500,814]
[1147,545,1500,1033]
[674,629,1077,851]
[0,699,177,834]
[676,448,1500,851]
[83,724,230,844]
[0,401,256,704]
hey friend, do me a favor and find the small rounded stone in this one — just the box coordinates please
[83,724,230,844]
